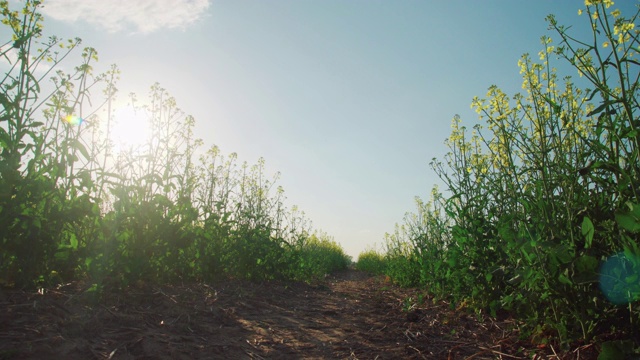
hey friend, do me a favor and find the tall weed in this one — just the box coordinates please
[0,1,349,290]
[377,1,640,344]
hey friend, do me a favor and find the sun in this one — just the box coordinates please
[109,105,153,152]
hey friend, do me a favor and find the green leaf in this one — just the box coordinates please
[152,194,172,207]
[97,170,124,180]
[598,340,633,360]
[552,244,574,264]
[587,102,608,117]
[24,69,40,93]
[575,255,598,274]
[581,216,594,249]
[542,94,561,114]
[587,99,619,117]
[0,127,10,148]
[55,250,70,261]
[447,256,457,267]
[585,87,600,103]
[615,203,640,233]
[498,221,516,242]
[70,233,78,250]
[72,139,90,160]
[558,271,572,286]
[598,341,624,360]
[140,173,163,186]
[623,129,638,139]
[0,92,12,113]
[625,274,638,284]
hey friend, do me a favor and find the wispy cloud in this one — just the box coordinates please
[0,46,19,68]
[0,46,53,75]
[41,0,211,34]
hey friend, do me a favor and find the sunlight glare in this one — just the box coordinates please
[110,106,152,151]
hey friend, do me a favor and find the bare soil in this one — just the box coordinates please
[1,270,598,359]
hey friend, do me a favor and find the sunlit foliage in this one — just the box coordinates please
[371,0,640,346]
[295,231,352,281]
[355,248,386,275]
[0,0,349,291]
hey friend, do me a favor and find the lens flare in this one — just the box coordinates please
[62,115,84,126]
[599,252,640,305]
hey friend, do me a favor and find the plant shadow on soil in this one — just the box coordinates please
[0,270,599,359]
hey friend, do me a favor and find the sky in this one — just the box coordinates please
[11,0,638,258]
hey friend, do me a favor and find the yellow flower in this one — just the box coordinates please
[578,9,583,15]
[611,9,620,17]
[539,50,546,60]
[614,22,635,43]
[615,22,636,34]
[603,41,609,47]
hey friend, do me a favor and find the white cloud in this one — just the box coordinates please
[0,46,53,75]
[0,46,19,69]
[41,0,211,34]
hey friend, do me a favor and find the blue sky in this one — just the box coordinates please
[26,0,637,258]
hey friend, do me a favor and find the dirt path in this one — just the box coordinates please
[1,270,593,359]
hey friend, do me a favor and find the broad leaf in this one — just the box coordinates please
[581,216,594,249]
